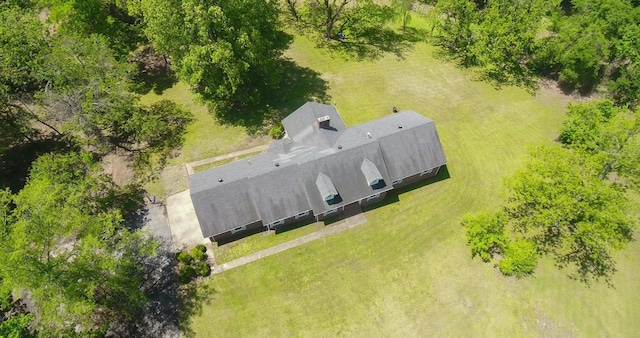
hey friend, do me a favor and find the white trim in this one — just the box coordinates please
[392,178,403,185]
[323,208,338,217]
[419,168,433,176]
[366,193,381,201]
[230,225,247,234]
[266,219,285,229]
[294,211,310,219]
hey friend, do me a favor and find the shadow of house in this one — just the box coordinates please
[190,102,447,244]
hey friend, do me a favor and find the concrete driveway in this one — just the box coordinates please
[165,189,206,251]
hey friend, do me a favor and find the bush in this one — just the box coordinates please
[194,244,207,253]
[176,251,194,265]
[268,124,284,139]
[190,246,207,261]
[178,266,196,284]
[461,211,508,262]
[499,239,538,278]
[194,261,211,277]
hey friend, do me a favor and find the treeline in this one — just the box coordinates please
[432,0,640,108]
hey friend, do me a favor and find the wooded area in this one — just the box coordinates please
[1,0,639,336]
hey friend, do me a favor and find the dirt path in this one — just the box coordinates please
[212,212,367,275]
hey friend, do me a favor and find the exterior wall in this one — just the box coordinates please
[315,205,344,221]
[359,191,387,206]
[210,219,264,242]
[392,166,441,189]
[266,210,314,230]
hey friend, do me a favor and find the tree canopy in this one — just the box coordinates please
[0,152,158,335]
[139,0,291,123]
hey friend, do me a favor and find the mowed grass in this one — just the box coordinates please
[140,82,268,167]
[182,30,640,336]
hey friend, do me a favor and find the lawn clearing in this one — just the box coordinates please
[180,21,639,337]
[140,82,269,168]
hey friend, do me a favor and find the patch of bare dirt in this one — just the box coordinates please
[101,153,135,187]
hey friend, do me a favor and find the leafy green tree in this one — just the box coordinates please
[392,0,413,32]
[38,34,192,174]
[470,0,547,87]
[498,239,538,278]
[0,152,159,335]
[43,0,141,57]
[544,0,637,91]
[559,100,640,184]
[139,0,291,123]
[433,0,479,64]
[506,145,635,282]
[461,211,508,262]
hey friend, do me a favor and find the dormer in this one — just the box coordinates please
[360,158,384,187]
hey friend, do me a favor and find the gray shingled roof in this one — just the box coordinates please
[189,104,446,238]
[299,142,393,214]
[190,178,261,238]
[249,165,312,225]
[282,102,346,148]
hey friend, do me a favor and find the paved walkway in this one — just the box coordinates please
[184,144,270,175]
[212,212,367,275]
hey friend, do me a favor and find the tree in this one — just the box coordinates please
[392,0,413,32]
[461,211,508,262]
[38,34,193,174]
[498,239,538,278]
[139,0,291,123]
[433,0,480,64]
[470,0,547,87]
[0,152,159,335]
[43,0,141,57]
[544,0,637,91]
[559,100,640,185]
[506,145,635,282]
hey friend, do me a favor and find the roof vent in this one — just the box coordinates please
[367,132,371,138]
[218,178,223,182]
[317,115,331,129]
[337,145,342,149]
[275,162,280,167]
[398,125,403,129]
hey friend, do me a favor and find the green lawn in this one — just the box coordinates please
[178,26,640,337]
[140,82,268,167]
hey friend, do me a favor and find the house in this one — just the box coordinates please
[189,102,447,242]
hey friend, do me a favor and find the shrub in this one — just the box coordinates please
[194,244,207,253]
[178,266,196,284]
[194,261,211,277]
[190,246,207,261]
[461,211,508,262]
[176,251,194,265]
[499,239,538,278]
[268,124,284,139]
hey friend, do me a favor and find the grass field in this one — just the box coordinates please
[171,22,640,337]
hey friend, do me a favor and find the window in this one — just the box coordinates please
[420,168,433,176]
[266,219,285,229]
[323,208,337,217]
[392,178,403,185]
[230,225,247,234]
[366,193,381,201]
[295,211,310,219]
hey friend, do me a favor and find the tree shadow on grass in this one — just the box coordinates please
[215,59,331,132]
[324,26,426,61]
[130,47,179,96]
[177,280,216,338]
